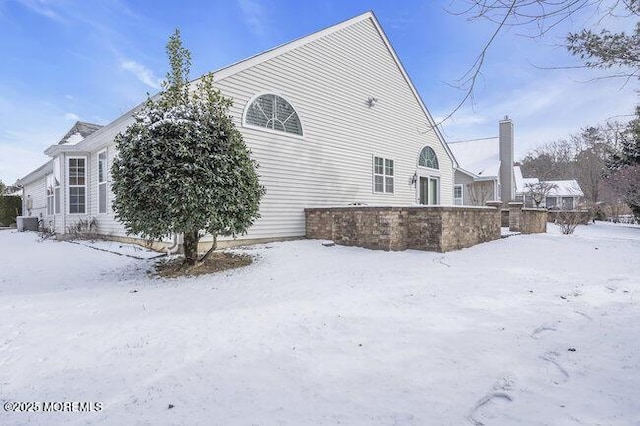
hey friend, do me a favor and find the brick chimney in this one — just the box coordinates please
[499,116,514,204]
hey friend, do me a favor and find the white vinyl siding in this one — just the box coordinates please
[50,16,454,243]
[209,18,454,240]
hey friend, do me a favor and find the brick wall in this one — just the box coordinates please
[521,209,547,234]
[305,206,500,252]
[500,209,509,227]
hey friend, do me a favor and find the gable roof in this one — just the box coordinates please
[448,137,500,178]
[51,12,457,167]
[57,121,103,145]
[546,180,584,197]
[514,165,539,193]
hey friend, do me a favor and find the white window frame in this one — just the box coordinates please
[68,156,87,214]
[97,149,108,214]
[373,155,395,194]
[46,174,54,215]
[453,184,463,205]
[242,92,304,139]
[415,171,440,205]
[417,145,440,170]
[54,178,60,214]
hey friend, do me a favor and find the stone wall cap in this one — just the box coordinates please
[304,205,497,212]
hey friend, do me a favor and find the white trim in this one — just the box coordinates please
[454,184,464,205]
[242,91,305,139]
[372,154,395,195]
[417,145,441,173]
[46,173,55,215]
[415,167,440,205]
[67,156,87,215]
[97,148,108,215]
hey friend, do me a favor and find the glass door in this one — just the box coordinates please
[418,176,439,205]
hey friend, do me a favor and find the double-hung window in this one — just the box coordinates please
[97,150,107,214]
[46,174,55,215]
[68,157,86,214]
[373,156,394,194]
[454,184,463,205]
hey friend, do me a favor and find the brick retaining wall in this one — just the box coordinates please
[305,206,500,252]
[521,209,547,234]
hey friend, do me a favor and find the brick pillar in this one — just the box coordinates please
[508,202,524,232]
[485,201,503,230]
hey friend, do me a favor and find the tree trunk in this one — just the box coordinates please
[183,229,199,266]
[200,233,217,262]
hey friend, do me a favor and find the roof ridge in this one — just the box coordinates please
[448,136,498,144]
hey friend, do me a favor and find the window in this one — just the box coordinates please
[98,150,107,214]
[418,146,439,169]
[54,179,60,214]
[46,174,54,215]
[562,197,574,210]
[454,184,463,205]
[68,157,86,214]
[545,197,557,208]
[245,94,302,136]
[373,156,394,194]
[53,157,61,214]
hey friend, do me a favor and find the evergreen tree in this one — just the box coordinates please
[605,106,640,218]
[608,106,640,170]
[111,29,265,265]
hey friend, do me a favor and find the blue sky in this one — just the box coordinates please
[1,0,637,184]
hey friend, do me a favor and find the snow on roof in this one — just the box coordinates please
[62,132,84,145]
[545,180,584,197]
[448,137,500,178]
[58,121,103,145]
[514,166,524,193]
[514,165,541,194]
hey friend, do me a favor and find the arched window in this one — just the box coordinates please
[244,94,303,136]
[418,146,439,169]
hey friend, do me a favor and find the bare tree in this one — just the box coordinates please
[605,164,640,218]
[467,181,494,205]
[525,181,558,207]
[554,209,582,234]
[521,139,575,179]
[443,0,639,122]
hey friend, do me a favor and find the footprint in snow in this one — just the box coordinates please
[540,351,570,385]
[531,324,557,339]
[468,392,513,426]
[468,375,515,426]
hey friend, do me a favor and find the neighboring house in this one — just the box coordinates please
[17,12,457,248]
[447,117,515,206]
[513,166,584,209]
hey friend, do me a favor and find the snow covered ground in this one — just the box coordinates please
[0,222,639,425]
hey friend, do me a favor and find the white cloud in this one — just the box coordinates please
[120,60,162,89]
[15,0,67,22]
[237,0,268,36]
[64,112,79,121]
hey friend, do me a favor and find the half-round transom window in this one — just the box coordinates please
[418,146,439,169]
[245,94,302,136]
